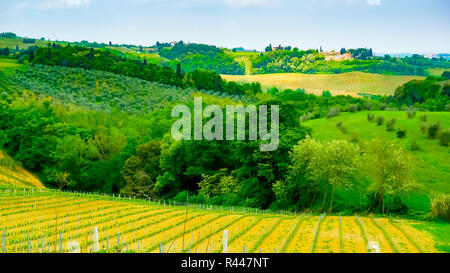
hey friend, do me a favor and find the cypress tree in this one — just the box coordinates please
[176,63,182,78]
[88,47,94,60]
[28,50,35,62]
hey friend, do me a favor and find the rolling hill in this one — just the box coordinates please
[222,72,425,97]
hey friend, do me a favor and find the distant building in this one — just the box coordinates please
[424,54,438,59]
[342,53,353,60]
[321,51,353,61]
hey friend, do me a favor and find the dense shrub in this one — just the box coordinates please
[446,104,450,112]
[410,140,420,151]
[420,114,427,122]
[397,127,407,138]
[420,122,428,134]
[427,122,441,139]
[23,38,36,44]
[349,104,358,113]
[364,103,373,110]
[379,103,387,111]
[439,129,450,146]
[376,116,385,126]
[300,113,312,123]
[431,194,450,221]
[386,107,399,111]
[336,122,347,134]
[17,55,26,64]
[386,119,396,131]
[407,108,417,119]
[367,113,375,122]
[327,107,340,119]
[442,71,450,80]
[349,132,359,143]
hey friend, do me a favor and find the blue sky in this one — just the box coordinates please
[0,0,449,53]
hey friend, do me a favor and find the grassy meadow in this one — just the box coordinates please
[222,72,424,96]
[428,67,450,77]
[303,111,450,214]
[0,58,21,70]
[0,37,69,50]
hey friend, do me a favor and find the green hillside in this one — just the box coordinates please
[303,111,450,214]
[0,37,68,50]
[222,72,424,96]
[2,63,195,115]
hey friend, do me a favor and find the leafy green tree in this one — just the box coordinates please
[274,137,324,210]
[121,141,162,198]
[88,47,95,60]
[0,130,7,149]
[323,140,360,213]
[198,168,238,200]
[276,137,360,213]
[365,139,416,214]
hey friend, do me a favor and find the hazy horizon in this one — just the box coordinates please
[1,0,449,54]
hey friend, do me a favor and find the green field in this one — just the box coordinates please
[428,67,450,77]
[224,50,259,75]
[303,111,450,213]
[0,58,20,70]
[0,37,69,50]
[222,72,424,97]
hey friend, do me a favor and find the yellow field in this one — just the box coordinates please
[341,217,367,253]
[0,187,445,253]
[0,58,21,70]
[0,151,44,188]
[221,72,424,96]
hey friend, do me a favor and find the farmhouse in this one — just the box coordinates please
[321,51,353,61]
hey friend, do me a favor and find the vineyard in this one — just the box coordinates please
[222,72,424,97]
[0,187,440,253]
[0,151,45,189]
